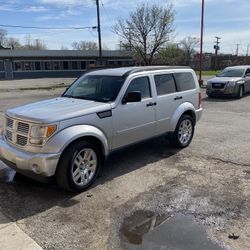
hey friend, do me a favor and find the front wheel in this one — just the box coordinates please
[56,140,100,192]
[236,85,244,99]
[169,115,195,148]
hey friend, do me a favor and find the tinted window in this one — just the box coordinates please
[154,74,176,96]
[126,77,151,99]
[174,72,196,91]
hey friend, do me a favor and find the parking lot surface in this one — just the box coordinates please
[0,77,249,250]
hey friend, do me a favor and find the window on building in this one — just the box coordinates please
[14,62,22,71]
[53,61,61,70]
[81,61,86,69]
[34,61,41,70]
[63,61,69,70]
[174,72,196,91]
[0,61,4,71]
[154,74,176,96]
[23,61,34,71]
[126,77,151,99]
[72,61,78,70]
[45,61,52,70]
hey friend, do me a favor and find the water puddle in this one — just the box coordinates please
[120,210,224,250]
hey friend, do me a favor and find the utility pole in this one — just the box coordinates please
[235,43,240,56]
[198,0,205,86]
[214,36,221,70]
[96,0,102,65]
[246,43,250,57]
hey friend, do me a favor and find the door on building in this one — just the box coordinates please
[4,60,13,79]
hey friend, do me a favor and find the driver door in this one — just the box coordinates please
[112,76,156,149]
[245,68,250,92]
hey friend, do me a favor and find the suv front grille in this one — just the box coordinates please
[212,82,226,89]
[4,117,30,147]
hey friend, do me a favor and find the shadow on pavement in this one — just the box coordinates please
[0,136,180,221]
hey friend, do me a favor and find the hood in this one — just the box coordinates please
[6,97,111,124]
[209,76,243,83]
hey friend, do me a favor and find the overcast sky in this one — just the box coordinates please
[0,0,250,54]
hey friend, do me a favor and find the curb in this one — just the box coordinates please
[0,211,42,250]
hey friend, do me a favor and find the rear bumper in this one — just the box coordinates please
[0,135,60,181]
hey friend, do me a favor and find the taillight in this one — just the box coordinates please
[198,92,202,108]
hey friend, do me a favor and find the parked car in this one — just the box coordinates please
[206,65,250,98]
[0,66,202,192]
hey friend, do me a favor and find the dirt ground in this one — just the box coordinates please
[0,77,249,250]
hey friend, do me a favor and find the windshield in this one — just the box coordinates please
[63,74,125,102]
[217,68,245,77]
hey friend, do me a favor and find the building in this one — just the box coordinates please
[0,50,134,79]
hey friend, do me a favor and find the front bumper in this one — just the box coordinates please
[206,84,238,96]
[0,135,60,182]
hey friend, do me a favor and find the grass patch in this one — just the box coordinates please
[196,70,220,76]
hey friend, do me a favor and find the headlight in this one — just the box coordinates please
[207,81,211,87]
[30,125,57,145]
[236,80,245,84]
[228,81,236,87]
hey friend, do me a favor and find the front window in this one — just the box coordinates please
[217,68,245,77]
[63,74,125,102]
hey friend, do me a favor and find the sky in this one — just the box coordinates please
[0,0,250,55]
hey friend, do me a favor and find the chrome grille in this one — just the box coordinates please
[6,130,13,142]
[17,122,30,134]
[16,134,28,146]
[6,118,14,129]
[4,117,30,147]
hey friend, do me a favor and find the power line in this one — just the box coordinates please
[0,24,97,30]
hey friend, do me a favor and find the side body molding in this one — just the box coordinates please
[43,125,109,156]
[169,102,196,131]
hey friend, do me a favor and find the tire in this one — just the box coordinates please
[169,115,195,148]
[236,85,244,99]
[56,140,101,192]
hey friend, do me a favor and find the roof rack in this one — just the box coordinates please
[122,66,191,77]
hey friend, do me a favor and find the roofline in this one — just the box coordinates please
[122,66,191,77]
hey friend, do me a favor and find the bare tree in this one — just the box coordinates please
[113,4,175,65]
[6,37,22,50]
[72,41,98,50]
[0,29,7,47]
[180,36,199,65]
[22,36,47,50]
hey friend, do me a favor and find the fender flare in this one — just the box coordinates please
[169,102,196,131]
[43,125,109,156]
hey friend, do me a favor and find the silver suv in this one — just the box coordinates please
[0,66,202,192]
[206,65,250,98]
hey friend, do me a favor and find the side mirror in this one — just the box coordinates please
[245,73,250,77]
[122,91,141,104]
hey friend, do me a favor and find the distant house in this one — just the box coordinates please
[0,50,134,79]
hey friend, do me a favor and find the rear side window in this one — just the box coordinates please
[126,76,151,99]
[174,72,196,91]
[154,74,176,96]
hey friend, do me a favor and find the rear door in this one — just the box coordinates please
[153,72,179,135]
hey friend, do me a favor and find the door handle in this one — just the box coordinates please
[174,96,183,100]
[146,102,157,107]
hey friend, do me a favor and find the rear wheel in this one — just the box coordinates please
[56,140,100,192]
[169,115,195,148]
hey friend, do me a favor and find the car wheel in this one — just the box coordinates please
[56,140,100,192]
[236,85,244,99]
[170,115,195,148]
